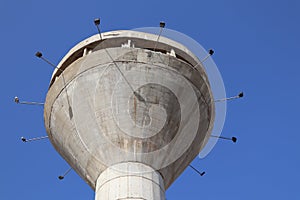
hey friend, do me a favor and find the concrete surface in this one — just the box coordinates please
[95,162,164,200]
[44,30,215,199]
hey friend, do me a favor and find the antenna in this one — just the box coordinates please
[93,18,147,104]
[58,167,72,180]
[21,136,48,143]
[201,49,214,63]
[214,92,244,102]
[189,165,205,176]
[211,135,237,143]
[35,52,73,119]
[153,21,166,51]
[14,96,44,106]
[35,52,59,69]
[94,18,102,40]
[193,49,214,70]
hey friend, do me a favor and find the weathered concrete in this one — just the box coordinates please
[44,30,215,199]
[95,162,164,200]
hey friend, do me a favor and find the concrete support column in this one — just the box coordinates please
[95,162,165,200]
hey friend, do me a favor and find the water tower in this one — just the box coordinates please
[43,21,215,200]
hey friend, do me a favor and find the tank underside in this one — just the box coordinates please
[44,31,215,190]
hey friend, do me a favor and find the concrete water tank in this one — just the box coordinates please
[44,30,215,200]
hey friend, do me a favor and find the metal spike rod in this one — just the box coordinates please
[189,165,205,176]
[232,137,237,143]
[14,96,19,104]
[92,19,147,105]
[35,51,73,119]
[35,51,61,70]
[14,96,44,106]
[20,136,49,143]
[94,18,103,40]
[58,168,72,180]
[153,21,166,51]
[214,92,244,102]
[192,49,215,71]
[211,135,237,143]
[201,49,214,63]
[21,137,27,142]
[35,51,43,58]
[94,18,100,25]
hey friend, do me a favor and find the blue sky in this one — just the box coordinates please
[1,0,299,199]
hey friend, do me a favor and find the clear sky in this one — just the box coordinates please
[1,0,299,199]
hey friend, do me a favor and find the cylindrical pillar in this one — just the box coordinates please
[95,162,165,200]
